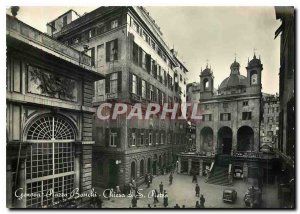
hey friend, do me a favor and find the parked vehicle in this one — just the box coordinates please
[223,188,237,203]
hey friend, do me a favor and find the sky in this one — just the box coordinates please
[7,6,281,94]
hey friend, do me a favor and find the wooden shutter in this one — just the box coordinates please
[220,114,223,121]
[106,41,110,62]
[138,47,142,67]
[117,71,122,93]
[105,74,110,93]
[133,42,138,64]
[128,72,132,93]
[228,113,231,121]
[146,82,150,100]
[128,128,132,148]
[114,39,118,60]
[146,54,151,73]
[138,77,142,96]
[117,128,121,148]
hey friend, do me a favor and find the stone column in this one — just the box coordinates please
[232,130,237,155]
[16,161,26,208]
[188,159,192,175]
[199,159,203,176]
[177,157,181,174]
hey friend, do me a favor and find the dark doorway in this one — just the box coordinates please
[109,160,118,188]
[131,161,136,180]
[218,127,233,155]
[237,126,254,151]
[152,161,157,175]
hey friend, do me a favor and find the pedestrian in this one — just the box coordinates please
[195,183,200,197]
[147,204,151,208]
[131,196,137,208]
[145,174,149,184]
[182,205,186,208]
[192,173,198,183]
[159,182,164,194]
[116,185,121,194]
[169,173,173,185]
[147,179,151,188]
[200,194,205,208]
[195,201,200,208]
[153,189,159,204]
[174,203,180,208]
[163,192,168,208]
[149,173,153,184]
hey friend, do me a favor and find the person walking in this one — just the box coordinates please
[174,203,180,208]
[200,194,205,208]
[195,201,200,208]
[153,189,159,204]
[131,196,137,208]
[149,173,153,184]
[163,192,169,208]
[192,173,198,183]
[159,182,164,194]
[195,183,200,197]
[169,173,173,185]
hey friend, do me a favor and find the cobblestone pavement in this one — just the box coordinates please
[94,173,280,208]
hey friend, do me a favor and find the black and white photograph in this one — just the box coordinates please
[4,3,295,209]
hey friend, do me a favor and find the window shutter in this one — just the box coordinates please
[209,114,212,121]
[136,129,140,146]
[106,41,110,62]
[105,128,109,147]
[133,42,138,64]
[105,74,110,93]
[228,113,231,121]
[118,71,122,93]
[146,82,150,100]
[114,39,118,60]
[220,114,223,121]
[128,128,132,148]
[138,77,142,96]
[138,47,142,67]
[128,72,132,93]
[146,54,151,73]
[153,86,157,102]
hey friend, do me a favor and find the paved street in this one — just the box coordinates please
[94,173,280,208]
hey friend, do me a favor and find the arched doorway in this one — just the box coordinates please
[25,114,76,208]
[237,126,254,151]
[131,161,136,180]
[200,127,213,151]
[152,155,157,175]
[218,126,233,155]
[147,158,151,174]
[140,159,145,177]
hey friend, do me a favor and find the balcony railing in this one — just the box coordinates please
[6,15,92,67]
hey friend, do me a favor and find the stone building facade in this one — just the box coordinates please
[275,6,295,208]
[260,93,279,150]
[50,7,189,189]
[6,15,103,208]
[178,56,278,186]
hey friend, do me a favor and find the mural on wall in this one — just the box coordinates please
[28,65,78,101]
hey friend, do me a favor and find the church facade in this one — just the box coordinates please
[178,55,277,186]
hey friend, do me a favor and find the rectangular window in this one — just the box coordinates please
[109,72,118,93]
[106,39,118,62]
[156,133,159,145]
[109,132,117,147]
[132,74,137,95]
[243,101,248,106]
[223,103,228,108]
[132,21,139,33]
[242,112,252,120]
[111,20,119,29]
[142,80,146,99]
[131,133,136,146]
[202,114,212,121]
[149,133,152,145]
[205,105,209,110]
[150,85,154,101]
[86,48,95,67]
[142,50,147,70]
[220,113,231,121]
[151,40,156,50]
[161,134,164,144]
[63,16,67,26]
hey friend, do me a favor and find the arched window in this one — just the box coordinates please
[131,161,136,180]
[203,78,209,90]
[140,159,144,177]
[25,114,76,208]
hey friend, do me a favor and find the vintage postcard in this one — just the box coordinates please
[6,6,295,209]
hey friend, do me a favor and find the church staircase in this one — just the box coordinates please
[205,155,232,186]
